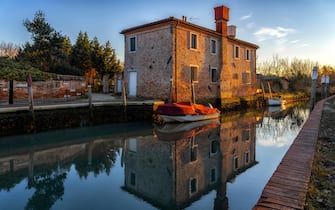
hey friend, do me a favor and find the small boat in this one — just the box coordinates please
[155,119,220,141]
[154,102,220,123]
[266,81,286,106]
[268,98,285,106]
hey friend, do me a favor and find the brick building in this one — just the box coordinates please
[121,5,259,104]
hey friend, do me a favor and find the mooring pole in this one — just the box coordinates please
[310,66,318,111]
[191,81,195,104]
[27,74,36,132]
[121,72,127,112]
[27,74,34,112]
[88,77,92,110]
[88,85,92,108]
[8,80,13,104]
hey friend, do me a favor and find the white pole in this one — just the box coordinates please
[310,66,318,111]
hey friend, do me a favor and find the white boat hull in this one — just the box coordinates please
[158,112,220,123]
[154,119,220,141]
[268,98,285,106]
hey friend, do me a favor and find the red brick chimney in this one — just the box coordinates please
[214,6,229,36]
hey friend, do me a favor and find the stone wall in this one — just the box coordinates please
[175,25,221,102]
[0,104,153,137]
[0,77,86,101]
[225,40,257,98]
[124,24,173,100]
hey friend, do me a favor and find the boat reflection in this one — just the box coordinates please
[154,119,220,141]
[0,109,269,209]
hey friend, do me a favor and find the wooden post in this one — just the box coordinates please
[310,66,318,111]
[27,74,36,132]
[122,81,127,107]
[8,80,13,104]
[87,85,92,108]
[191,81,195,104]
[169,77,173,103]
[267,81,273,98]
[122,72,127,110]
[27,75,34,112]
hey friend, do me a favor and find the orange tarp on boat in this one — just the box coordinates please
[155,102,218,116]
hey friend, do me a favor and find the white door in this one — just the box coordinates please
[128,71,137,97]
[117,79,122,93]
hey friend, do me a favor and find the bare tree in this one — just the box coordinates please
[0,42,19,58]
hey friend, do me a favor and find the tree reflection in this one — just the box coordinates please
[74,142,119,178]
[25,171,66,210]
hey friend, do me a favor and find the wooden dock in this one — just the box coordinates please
[253,98,326,209]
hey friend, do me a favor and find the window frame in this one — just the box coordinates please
[210,38,217,55]
[189,32,198,50]
[189,177,198,195]
[245,48,250,61]
[245,151,250,164]
[233,156,239,171]
[190,65,199,83]
[210,67,219,83]
[234,45,240,59]
[210,140,218,154]
[129,36,137,53]
[242,129,250,141]
[242,72,251,85]
[210,168,217,183]
[130,172,136,186]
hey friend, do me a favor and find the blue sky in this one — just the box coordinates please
[1,0,334,65]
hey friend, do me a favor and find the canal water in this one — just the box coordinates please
[0,104,309,210]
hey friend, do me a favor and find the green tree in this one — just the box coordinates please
[90,36,104,75]
[70,31,92,75]
[19,10,68,73]
[102,41,122,76]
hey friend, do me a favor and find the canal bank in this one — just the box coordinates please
[0,94,159,137]
[253,95,335,209]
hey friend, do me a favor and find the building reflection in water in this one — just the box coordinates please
[0,111,263,209]
[122,111,260,209]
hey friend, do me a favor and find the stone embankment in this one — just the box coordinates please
[0,94,158,137]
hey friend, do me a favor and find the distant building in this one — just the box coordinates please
[121,5,259,104]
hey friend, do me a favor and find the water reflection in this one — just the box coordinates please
[0,104,309,210]
[258,104,309,147]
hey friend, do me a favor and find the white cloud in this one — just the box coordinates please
[300,43,309,47]
[290,40,300,44]
[254,27,296,41]
[240,13,252,20]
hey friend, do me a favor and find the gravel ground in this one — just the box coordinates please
[306,97,335,209]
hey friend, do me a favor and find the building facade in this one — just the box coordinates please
[121,5,259,104]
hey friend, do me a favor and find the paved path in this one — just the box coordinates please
[0,93,159,113]
[253,97,328,209]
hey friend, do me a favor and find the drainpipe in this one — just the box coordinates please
[172,20,178,102]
